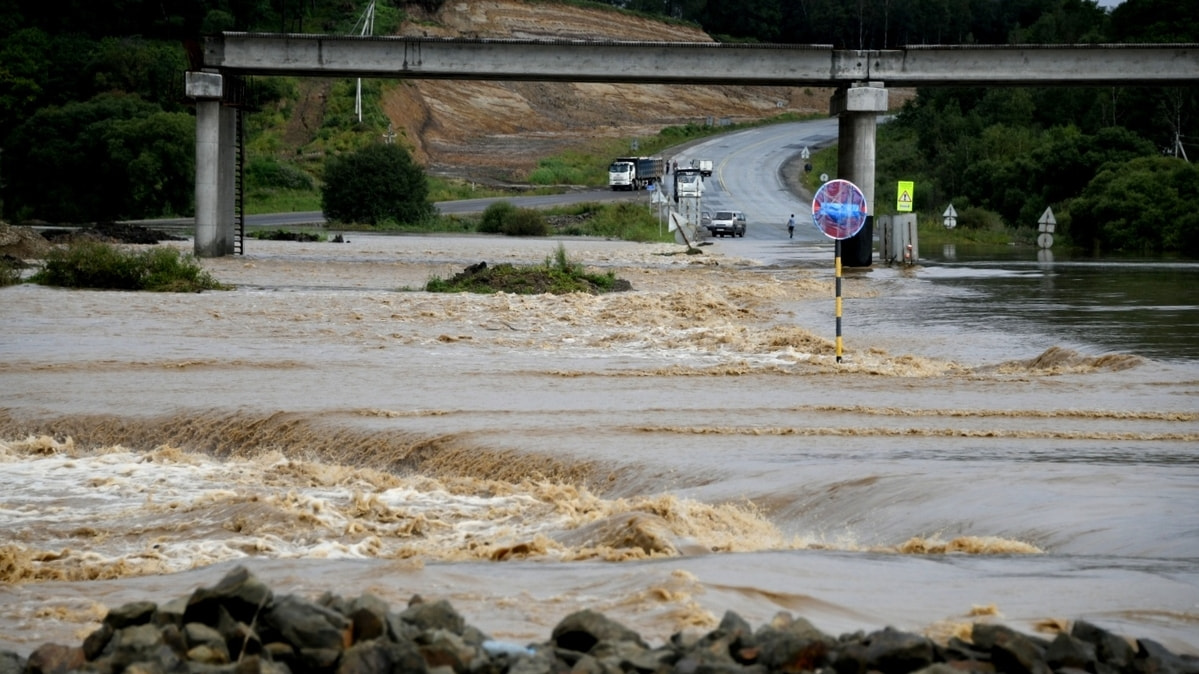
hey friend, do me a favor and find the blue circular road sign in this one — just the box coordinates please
[811,179,868,240]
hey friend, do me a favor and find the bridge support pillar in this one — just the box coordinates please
[831,82,888,267]
[187,72,235,258]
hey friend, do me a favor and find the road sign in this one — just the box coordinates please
[811,179,868,240]
[896,181,914,213]
[801,146,811,160]
[942,203,958,230]
[1038,206,1056,233]
[1038,233,1054,249]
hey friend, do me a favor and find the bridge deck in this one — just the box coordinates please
[202,33,1199,87]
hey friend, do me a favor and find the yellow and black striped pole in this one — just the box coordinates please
[834,239,843,363]
[811,178,866,366]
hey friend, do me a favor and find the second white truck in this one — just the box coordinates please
[608,156,665,191]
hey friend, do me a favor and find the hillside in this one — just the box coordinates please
[357,0,833,183]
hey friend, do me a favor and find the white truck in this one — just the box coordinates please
[691,158,713,177]
[608,156,665,191]
[672,167,704,201]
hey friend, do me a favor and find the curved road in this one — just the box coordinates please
[666,118,838,244]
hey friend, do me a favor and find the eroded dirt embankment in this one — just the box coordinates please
[373,0,836,182]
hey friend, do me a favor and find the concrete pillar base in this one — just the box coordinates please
[187,72,234,258]
[831,82,888,268]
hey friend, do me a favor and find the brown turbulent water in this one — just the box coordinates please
[1,234,1197,656]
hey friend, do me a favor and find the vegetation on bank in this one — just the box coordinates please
[471,200,671,241]
[28,241,229,292]
[0,260,20,287]
[247,229,326,242]
[316,179,675,242]
[425,243,628,295]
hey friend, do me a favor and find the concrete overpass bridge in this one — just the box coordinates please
[186,33,1199,262]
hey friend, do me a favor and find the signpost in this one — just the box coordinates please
[1037,207,1056,249]
[650,185,667,233]
[811,179,869,364]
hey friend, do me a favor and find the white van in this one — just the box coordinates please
[708,210,746,237]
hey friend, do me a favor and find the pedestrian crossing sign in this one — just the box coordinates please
[897,181,914,212]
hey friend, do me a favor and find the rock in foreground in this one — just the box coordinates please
[5,566,1196,674]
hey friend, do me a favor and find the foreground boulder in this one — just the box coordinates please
[4,566,1196,674]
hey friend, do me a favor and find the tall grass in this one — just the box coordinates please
[561,201,672,242]
[0,261,21,287]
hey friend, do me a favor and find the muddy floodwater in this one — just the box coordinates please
[1,233,1197,656]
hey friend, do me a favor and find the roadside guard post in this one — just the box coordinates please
[811,179,869,363]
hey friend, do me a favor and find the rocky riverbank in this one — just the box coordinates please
[4,566,1195,674]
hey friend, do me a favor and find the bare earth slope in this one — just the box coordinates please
[380,0,830,182]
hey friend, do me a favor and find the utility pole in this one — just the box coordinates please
[353,1,376,123]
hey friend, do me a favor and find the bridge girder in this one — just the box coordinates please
[202,33,1199,87]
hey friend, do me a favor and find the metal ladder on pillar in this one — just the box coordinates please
[233,107,245,255]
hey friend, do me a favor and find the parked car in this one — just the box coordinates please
[708,210,746,237]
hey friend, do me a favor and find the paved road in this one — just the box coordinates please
[665,118,839,243]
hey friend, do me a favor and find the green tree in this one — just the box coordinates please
[101,111,196,218]
[321,142,434,226]
[1070,156,1199,255]
[0,28,53,137]
[86,37,188,111]
[3,92,192,221]
[1109,0,1199,42]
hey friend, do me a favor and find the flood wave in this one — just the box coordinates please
[0,409,1045,585]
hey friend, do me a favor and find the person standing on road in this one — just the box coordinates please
[787,214,796,238]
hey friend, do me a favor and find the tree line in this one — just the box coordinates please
[0,0,1196,253]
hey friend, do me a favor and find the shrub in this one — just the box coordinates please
[477,201,547,236]
[501,209,548,237]
[321,143,434,226]
[247,229,324,242]
[425,245,623,295]
[245,157,314,190]
[479,201,516,234]
[30,241,229,292]
[957,206,1006,231]
[1,260,21,287]
[585,202,662,242]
